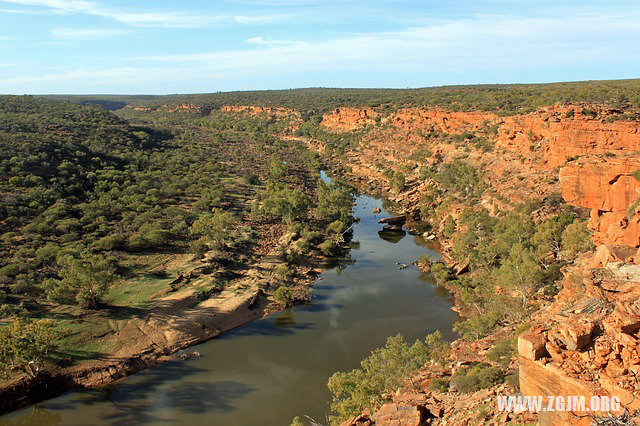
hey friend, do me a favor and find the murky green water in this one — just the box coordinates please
[1,190,457,426]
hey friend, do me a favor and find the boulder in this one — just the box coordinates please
[518,330,549,360]
[378,215,407,225]
[374,403,430,426]
[549,320,594,351]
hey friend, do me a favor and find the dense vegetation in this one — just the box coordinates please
[0,95,354,378]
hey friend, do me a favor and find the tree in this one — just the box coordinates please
[561,220,594,256]
[190,208,237,249]
[260,187,310,224]
[315,180,354,224]
[0,317,61,379]
[531,219,564,264]
[45,254,118,309]
[496,243,542,310]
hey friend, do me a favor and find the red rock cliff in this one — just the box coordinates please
[561,158,640,247]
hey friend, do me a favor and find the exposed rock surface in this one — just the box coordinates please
[321,107,379,131]
[320,104,640,248]
[518,257,640,425]
[309,103,640,424]
[220,104,300,117]
[561,157,640,246]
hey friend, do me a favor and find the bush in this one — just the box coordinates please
[92,234,126,251]
[189,238,209,259]
[430,262,452,285]
[506,372,520,391]
[327,220,347,235]
[190,208,237,249]
[486,338,516,366]
[319,239,341,256]
[450,364,505,393]
[275,264,291,278]
[0,317,61,378]
[45,254,118,309]
[561,220,594,256]
[429,377,450,392]
[315,180,354,224]
[453,310,502,340]
[273,286,293,307]
[260,187,311,224]
[389,172,406,193]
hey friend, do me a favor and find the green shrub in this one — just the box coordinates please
[0,317,61,378]
[189,238,209,259]
[190,208,237,249]
[275,264,291,278]
[429,377,450,392]
[506,372,520,391]
[453,310,502,340]
[273,286,293,307]
[260,187,311,224]
[327,220,347,235]
[450,364,505,393]
[486,338,516,366]
[44,254,118,309]
[319,239,341,256]
[561,220,594,256]
[515,322,532,335]
[430,262,452,286]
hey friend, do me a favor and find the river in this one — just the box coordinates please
[1,184,457,426]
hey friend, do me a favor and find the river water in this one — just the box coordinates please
[1,188,457,426]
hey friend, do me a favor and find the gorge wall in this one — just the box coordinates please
[319,105,640,425]
[219,103,640,424]
[320,104,640,249]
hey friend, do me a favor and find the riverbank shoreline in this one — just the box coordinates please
[0,167,455,419]
[0,244,332,416]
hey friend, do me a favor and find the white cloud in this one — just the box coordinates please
[234,13,293,24]
[0,0,295,27]
[2,11,640,93]
[245,36,292,46]
[135,12,640,74]
[51,26,130,39]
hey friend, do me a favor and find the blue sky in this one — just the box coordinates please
[0,0,639,94]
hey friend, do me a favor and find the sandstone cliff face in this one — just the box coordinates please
[497,106,640,167]
[313,103,640,425]
[389,108,495,134]
[220,105,299,117]
[321,107,379,131]
[561,158,640,247]
[320,104,640,248]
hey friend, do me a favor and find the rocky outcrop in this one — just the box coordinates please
[389,108,495,134]
[561,157,640,247]
[320,104,640,248]
[220,105,299,117]
[497,105,640,167]
[321,107,379,131]
[518,258,640,425]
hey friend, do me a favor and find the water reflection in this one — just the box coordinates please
[377,228,406,243]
